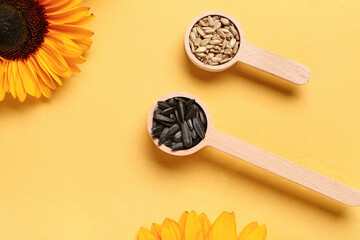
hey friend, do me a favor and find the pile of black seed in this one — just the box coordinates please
[152,97,207,150]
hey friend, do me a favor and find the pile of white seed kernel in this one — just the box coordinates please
[189,15,240,66]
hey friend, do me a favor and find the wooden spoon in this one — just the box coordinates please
[185,11,311,85]
[148,92,360,206]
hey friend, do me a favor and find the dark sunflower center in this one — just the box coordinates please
[0,0,48,60]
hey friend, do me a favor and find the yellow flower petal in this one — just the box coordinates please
[209,212,237,240]
[245,225,267,240]
[47,6,90,25]
[18,60,36,97]
[139,227,157,240]
[161,218,182,240]
[44,0,82,13]
[199,213,211,239]
[178,211,189,234]
[184,211,204,240]
[151,223,161,240]
[238,222,259,240]
[48,24,94,39]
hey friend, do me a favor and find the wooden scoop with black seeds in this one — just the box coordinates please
[148,92,360,206]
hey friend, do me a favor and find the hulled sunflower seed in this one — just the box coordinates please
[221,17,230,25]
[190,32,196,43]
[208,16,215,26]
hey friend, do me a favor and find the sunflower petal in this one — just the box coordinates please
[47,6,90,25]
[238,222,259,240]
[245,225,267,240]
[184,211,204,240]
[28,56,57,90]
[209,212,237,240]
[12,61,26,102]
[69,14,95,25]
[151,223,161,240]
[18,60,36,96]
[139,227,157,240]
[199,213,211,238]
[44,0,82,13]
[48,24,94,39]
[178,211,189,234]
[161,218,182,240]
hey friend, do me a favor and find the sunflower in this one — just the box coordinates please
[139,211,267,240]
[0,0,94,101]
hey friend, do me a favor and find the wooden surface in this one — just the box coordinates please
[185,11,311,84]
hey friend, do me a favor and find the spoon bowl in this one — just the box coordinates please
[147,92,213,156]
[148,92,360,206]
[185,11,311,84]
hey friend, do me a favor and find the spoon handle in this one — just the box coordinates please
[236,41,311,85]
[207,128,360,206]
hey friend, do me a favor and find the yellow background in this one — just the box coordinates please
[1,0,360,239]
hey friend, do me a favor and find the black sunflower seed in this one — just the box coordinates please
[191,129,197,139]
[193,116,205,139]
[162,107,175,116]
[167,124,180,138]
[151,125,164,133]
[171,142,184,150]
[177,100,185,123]
[168,98,177,107]
[187,119,193,130]
[185,105,199,121]
[158,127,170,146]
[170,113,176,122]
[191,137,202,147]
[157,101,170,109]
[154,108,162,114]
[154,114,175,123]
[174,110,181,124]
[181,121,192,148]
[164,140,172,147]
[173,131,182,142]
[175,97,188,103]
[185,99,195,110]
[152,131,161,138]
[199,111,207,126]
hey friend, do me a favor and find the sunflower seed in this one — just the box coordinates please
[195,46,207,53]
[194,37,201,47]
[152,125,164,133]
[158,127,170,145]
[199,111,207,125]
[191,129,197,139]
[191,137,202,147]
[162,107,175,115]
[170,113,176,122]
[157,101,170,109]
[190,41,195,53]
[155,114,175,123]
[167,124,180,138]
[221,17,230,25]
[208,16,214,26]
[229,38,236,48]
[168,98,177,107]
[173,131,182,142]
[187,119,193,130]
[193,117,205,139]
[200,39,210,46]
[214,21,221,30]
[185,99,195,110]
[164,140,172,147]
[199,19,208,27]
[152,131,161,138]
[190,32,196,43]
[181,121,192,147]
[210,39,222,45]
[177,101,185,122]
[171,142,184,150]
[154,108,162,114]
[197,27,205,37]
[185,104,198,121]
